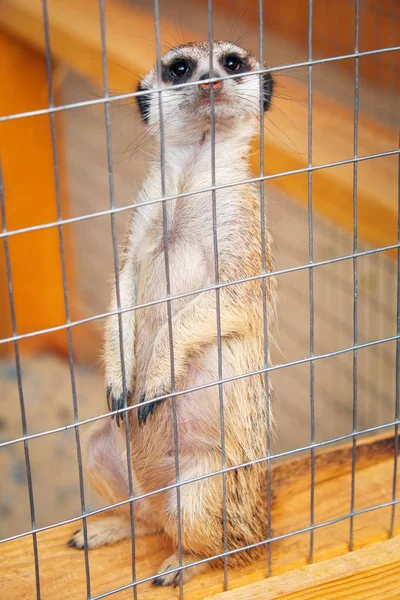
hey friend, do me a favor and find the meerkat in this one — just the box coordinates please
[68,41,277,587]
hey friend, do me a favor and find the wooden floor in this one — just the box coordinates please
[1,434,399,599]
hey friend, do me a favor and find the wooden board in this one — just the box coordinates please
[0,30,72,357]
[207,536,400,600]
[0,433,398,599]
[0,0,398,259]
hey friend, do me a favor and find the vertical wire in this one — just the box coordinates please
[0,166,41,599]
[349,0,360,553]
[153,2,184,597]
[378,251,384,421]
[207,1,228,590]
[40,1,91,595]
[373,0,383,425]
[390,131,400,536]
[98,2,137,595]
[258,0,272,578]
[307,0,316,564]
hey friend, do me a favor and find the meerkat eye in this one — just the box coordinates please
[224,54,243,72]
[169,59,190,78]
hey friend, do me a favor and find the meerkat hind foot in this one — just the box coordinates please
[67,516,153,550]
[153,551,210,587]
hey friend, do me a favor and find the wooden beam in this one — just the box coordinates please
[0,29,100,361]
[0,0,397,259]
[0,433,398,599]
[0,30,72,356]
[206,536,400,600]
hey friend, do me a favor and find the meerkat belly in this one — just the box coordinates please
[134,239,211,403]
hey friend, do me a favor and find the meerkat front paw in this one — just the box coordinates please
[137,381,170,425]
[106,385,132,427]
[137,343,174,424]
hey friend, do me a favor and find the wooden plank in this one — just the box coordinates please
[0,30,71,356]
[0,0,397,257]
[206,536,400,600]
[0,433,398,599]
[0,30,100,361]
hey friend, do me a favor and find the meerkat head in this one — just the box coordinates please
[136,41,274,143]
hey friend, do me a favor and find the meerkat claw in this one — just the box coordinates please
[106,385,112,411]
[151,572,181,587]
[173,573,181,588]
[137,393,162,425]
[114,394,125,427]
[107,387,131,427]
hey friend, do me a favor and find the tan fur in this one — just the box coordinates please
[71,42,277,586]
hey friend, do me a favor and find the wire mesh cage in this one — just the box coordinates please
[0,0,399,598]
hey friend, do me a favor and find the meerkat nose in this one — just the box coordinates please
[198,73,223,93]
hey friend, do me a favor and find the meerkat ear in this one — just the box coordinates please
[262,71,274,112]
[136,79,151,124]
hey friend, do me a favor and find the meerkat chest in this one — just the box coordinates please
[132,195,215,307]
[132,150,247,300]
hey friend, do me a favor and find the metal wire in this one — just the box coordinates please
[349,0,360,552]
[0,146,396,242]
[154,2,184,596]
[258,0,273,579]
[1,332,399,454]
[98,1,138,595]
[0,238,398,353]
[1,1,399,598]
[0,46,398,124]
[2,419,398,548]
[41,1,91,597]
[207,0,229,589]
[390,132,400,536]
[0,166,41,599]
[0,148,398,242]
[88,497,400,600]
[307,0,316,564]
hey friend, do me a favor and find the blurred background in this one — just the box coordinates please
[0,0,398,539]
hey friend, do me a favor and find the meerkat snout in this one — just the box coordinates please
[135,41,274,138]
[198,72,223,94]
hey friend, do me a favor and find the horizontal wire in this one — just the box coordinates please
[1,327,399,449]
[0,240,398,347]
[0,46,398,123]
[1,148,398,241]
[90,497,400,599]
[0,334,398,451]
[0,418,398,546]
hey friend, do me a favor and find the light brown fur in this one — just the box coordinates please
[70,41,277,586]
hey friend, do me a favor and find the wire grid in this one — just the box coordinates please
[0,0,399,598]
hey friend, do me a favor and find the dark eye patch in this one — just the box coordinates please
[161,58,197,85]
[219,53,251,77]
[136,79,151,124]
[262,72,274,112]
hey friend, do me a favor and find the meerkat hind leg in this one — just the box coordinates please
[68,516,157,550]
[153,551,210,587]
